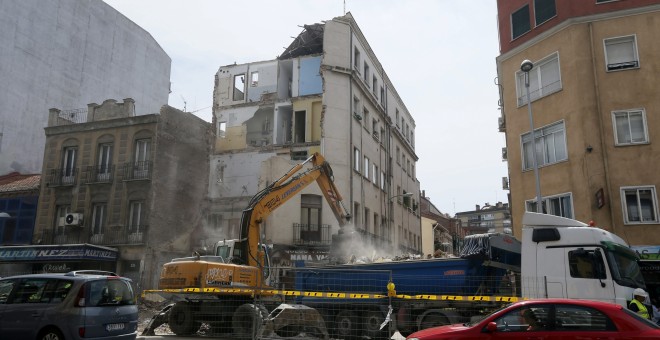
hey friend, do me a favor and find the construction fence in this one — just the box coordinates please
[141,266,529,339]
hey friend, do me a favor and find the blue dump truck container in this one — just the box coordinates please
[290,233,522,338]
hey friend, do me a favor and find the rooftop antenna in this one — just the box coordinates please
[343,0,346,15]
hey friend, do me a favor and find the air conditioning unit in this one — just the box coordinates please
[502,177,510,190]
[498,117,506,132]
[501,147,508,161]
[64,213,83,227]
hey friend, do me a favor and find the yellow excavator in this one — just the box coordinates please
[142,152,351,338]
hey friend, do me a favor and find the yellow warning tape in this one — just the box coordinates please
[142,288,522,302]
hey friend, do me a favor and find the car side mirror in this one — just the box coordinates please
[486,322,498,332]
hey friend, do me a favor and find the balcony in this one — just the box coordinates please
[38,225,148,246]
[122,161,152,181]
[293,223,331,246]
[353,229,391,249]
[82,165,114,184]
[89,225,148,246]
[46,168,78,187]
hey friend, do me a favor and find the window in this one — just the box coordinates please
[218,121,227,138]
[91,203,106,236]
[511,4,531,40]
[134,139,151,178]
[402,155,406,172]
[353,97,360,116]
[534,0,556,26]
[364,207,370,232]
[353,47,360,70]
[517,52,561,105]
[301,195,322,243]
[363,62,370,85]
[250,71,258,87]
[396,146,400,164]
[555,305,614,331]
[622,186,658,224]
[55,205,71,235]
[128,201,144,233]
[372,164,378,185]
[363,108,370,130]
[568,249,606,279]
[372,76,378,96]
[493,306,551,332]
[372,118,378,138]
[526,193,573,218]
[61,147,77,185]
[380,171,386,190]
[380,86,385,106]
[233,74,245,101]
[395,109,400,127]
[521,121,567,170]
[354,147,360,172]
[612,109,648,145]
[364,157,370,179]
[97,143,112,181]
[604,35,639,71]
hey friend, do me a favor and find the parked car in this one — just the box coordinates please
[406,298,660,339]
[0,270,138,340]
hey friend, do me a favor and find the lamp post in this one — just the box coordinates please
[521,59,543,213]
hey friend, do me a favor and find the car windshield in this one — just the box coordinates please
[88,279,135,306]
[602,242,646,288]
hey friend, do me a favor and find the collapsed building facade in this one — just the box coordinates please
[205,13,421,269]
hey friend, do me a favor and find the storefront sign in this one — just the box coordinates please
[631,245,660,260]
[0,244,118,262]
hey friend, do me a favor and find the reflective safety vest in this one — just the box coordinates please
[629,299,650,319]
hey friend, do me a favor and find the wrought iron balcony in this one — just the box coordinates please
[122,161,152,181]
[293,223,331,246]
[82,165,115,184]
[46,168,78,187]
[38,225,148,246]
[88,225,148,246]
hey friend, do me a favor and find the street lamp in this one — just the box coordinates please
[521,59,543,213]
[389,192,413,202]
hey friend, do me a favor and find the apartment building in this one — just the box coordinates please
[31,99,210,290]
[0,0,171,176]
[207,13,421,265]
[455,202,512,236]
[419,192,459,256]
[496,0,660,246]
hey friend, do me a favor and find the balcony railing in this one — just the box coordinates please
[82,165,114,184]
[89,225,148,246]
[38,225,148,246]
[46,168,78,187]
[293,223,331,246]
[122,161,152,181]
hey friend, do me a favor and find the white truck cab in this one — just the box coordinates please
[521,212,646,307]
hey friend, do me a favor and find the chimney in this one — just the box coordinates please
[475,204,480,211]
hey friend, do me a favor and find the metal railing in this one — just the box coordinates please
[54,108,88,126]
[38,225,148,245]
[293,223,332,245]
[82,165,114,184]
[122,161,152,181]
[46,168,78,187]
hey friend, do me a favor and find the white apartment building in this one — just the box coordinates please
[206,13,421,265]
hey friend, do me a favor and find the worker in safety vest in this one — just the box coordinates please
[628,288,651,320]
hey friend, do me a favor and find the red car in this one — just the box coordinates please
[406,298,660,339]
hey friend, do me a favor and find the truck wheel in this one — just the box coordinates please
[334,310,358,339]
[232,303,268,338]
[168,302,200,335]
[419,312,449,331]
[363,310,385,339]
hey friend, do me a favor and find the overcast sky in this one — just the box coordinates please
[104,0,508,216]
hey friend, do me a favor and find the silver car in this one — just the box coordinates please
[0,270,138,340]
